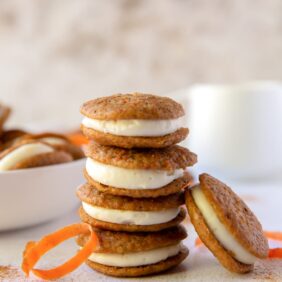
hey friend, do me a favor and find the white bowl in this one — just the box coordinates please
[0,159,85,231]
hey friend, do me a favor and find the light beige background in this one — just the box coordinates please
[0,0,281,127]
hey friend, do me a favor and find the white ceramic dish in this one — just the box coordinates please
[170,81,282,180]
[0,159,85,231]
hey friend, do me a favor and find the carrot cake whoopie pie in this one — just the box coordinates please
[80,93,189,149]
[0,140,72,171]
[76,225,188,277]
[84,142,196,198]
[185,173,269,273]
[77,183,186,232]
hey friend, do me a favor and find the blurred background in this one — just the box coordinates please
[0,0,282,181]
[1,0,282,126]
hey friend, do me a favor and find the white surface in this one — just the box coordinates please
[86,157,184,189]
[192,185,257,264]
[82,202,180,225]
[82,117,185,137]
[0,181,281,281]
[0,159,85,230]
[87,244,181,267]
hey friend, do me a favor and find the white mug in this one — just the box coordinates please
[170,81,282,180]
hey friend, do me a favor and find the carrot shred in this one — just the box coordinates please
[268,248,282,259]
[67,133,88,146]
[264,231,282,241]
[195,237,203,247]
[21,223,99,280]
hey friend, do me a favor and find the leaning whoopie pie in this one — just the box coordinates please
[80,93,189,148]
[20,133,84,160]
[77,183,186,232]
[84,142,197,198]
[185,173,269,273]
[0,140,73,171]
[76,225,188,277]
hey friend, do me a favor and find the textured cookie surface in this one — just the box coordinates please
[77,183,184,211]
[84,247,188,277]
[79,206,186,232]
[81,126,188,149]
[86,142,197,171]
[80,93,185,120]
[185,188,253,273]
[84,170,192,198]
[77,225,187,253]
[199,173,268,258]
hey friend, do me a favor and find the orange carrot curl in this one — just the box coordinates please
[264,231,282,259]
[268,248,282,259]
[67,133,89,146]
[264,231,282,241]
[21,223,99,280]
[195,237,203,247]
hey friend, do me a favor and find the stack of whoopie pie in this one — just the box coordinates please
[76,93,197,277]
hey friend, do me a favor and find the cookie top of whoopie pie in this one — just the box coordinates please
[80,93,185,120]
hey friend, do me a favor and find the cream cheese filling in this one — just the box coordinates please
[86,158,184,189]
[82,202,180,225]
[191,185,257,264]
[81,117,185,137]
[87,244,181,267]
[0,143,54,171]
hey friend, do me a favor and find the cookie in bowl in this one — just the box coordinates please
[0,140,72,171]
[20,133,84,160]
[80,93,188,148]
